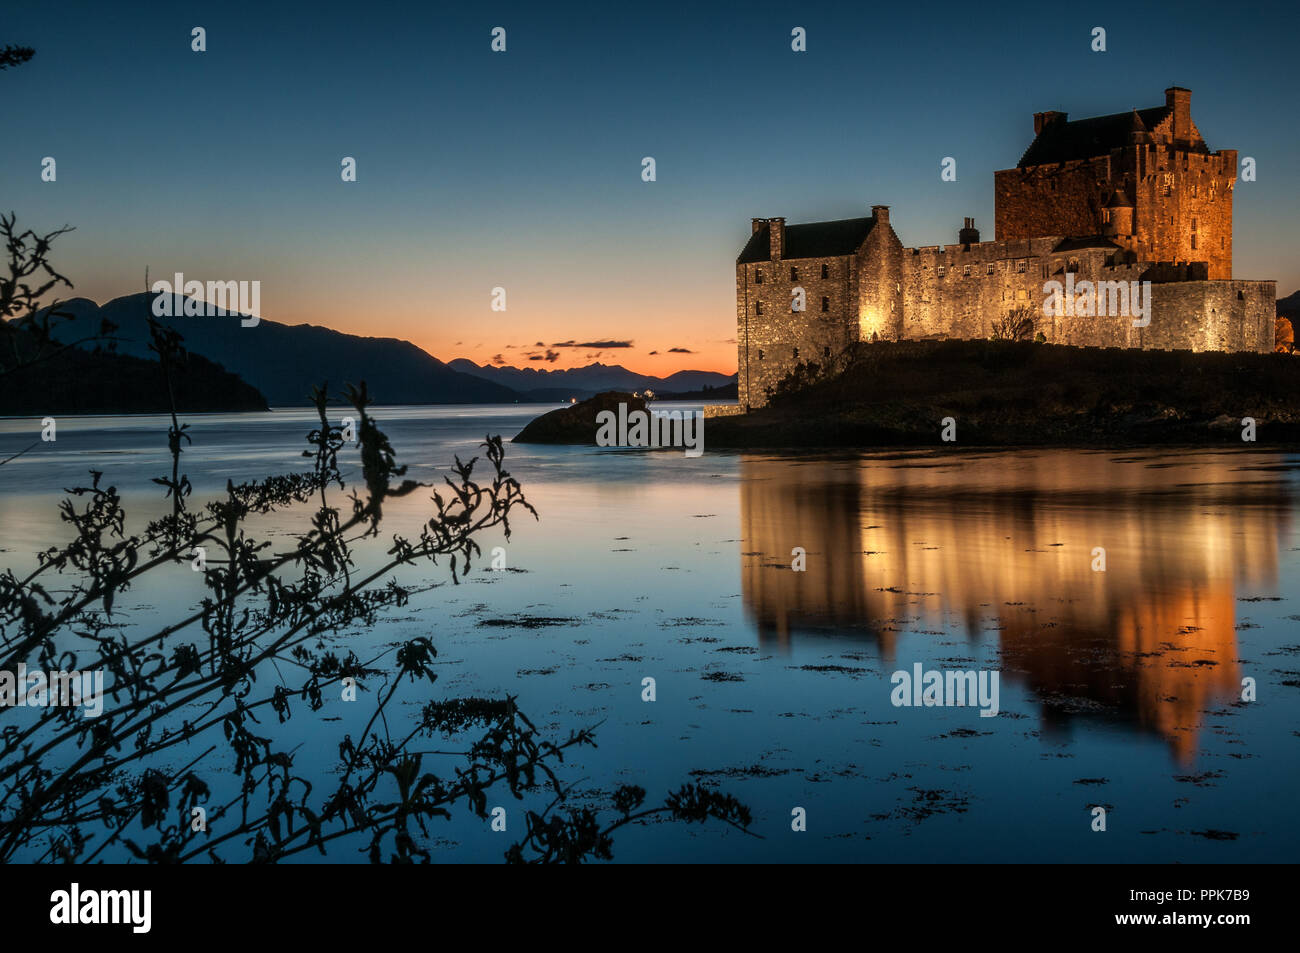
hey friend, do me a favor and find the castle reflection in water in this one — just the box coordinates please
[739,450,1291,763]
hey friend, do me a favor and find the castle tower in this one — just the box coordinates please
[994,87,1235,279]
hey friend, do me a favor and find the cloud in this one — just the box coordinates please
[535,341,544,347]
[527,354,545,361]
[490,353,505,364]
[550,339,633,349]
[648,350,659,355]
[544,349,559,362]
[668,347,694,354]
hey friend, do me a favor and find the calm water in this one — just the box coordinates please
[2,405,1298,862]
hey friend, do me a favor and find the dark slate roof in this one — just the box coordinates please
[1052,235,1122,252]
[738,217,875,263]
[1018,106,1173,167]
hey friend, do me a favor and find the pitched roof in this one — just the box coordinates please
[738,216,876,263]
[1017,106,1174,167]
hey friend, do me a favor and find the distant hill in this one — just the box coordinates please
[656,376,738,400]
[1278,290,1300,320]
[0,328,268,415]
[447,358,734,399]
[32,295,523,407]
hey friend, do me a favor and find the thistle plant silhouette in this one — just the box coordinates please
[0,220,754,863]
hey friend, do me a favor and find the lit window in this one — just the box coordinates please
[1017,260,1027,273]
[937,265,946,277]
[986,263,995,275]
[962,264,971,276]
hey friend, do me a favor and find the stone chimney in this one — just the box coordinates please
[958,217,980,245]
[1165,86,1191,140]
[1033,111,1067,135]
[768,217,785,260]
[872,205,890,225]
[751,218,766,234]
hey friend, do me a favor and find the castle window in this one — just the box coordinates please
[792,347,799,360]
[1191,218,1198,231]
[962,264,971,276]
[821,263,829,279]
[986,263,995,275]
[1067,259,1079,274]
[755,301,763,315]
[790,267,798,281]
[937,265,946,277]
[755,270,763,284]
[1238,291,1245,301]
[758,349,764,360]
[821,296,830,312]
[1016,260,1026,273]
[1162,173,1173,196]
[1191,234,1197,250]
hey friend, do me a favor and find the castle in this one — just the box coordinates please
[733,87,1276,410]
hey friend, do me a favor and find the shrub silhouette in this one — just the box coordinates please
[0,221,753,862]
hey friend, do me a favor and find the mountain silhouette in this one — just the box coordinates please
[447,358,734,398]
[33,295,523,406]
[30,293,520,405]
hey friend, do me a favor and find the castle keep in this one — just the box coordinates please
[734,87,1276,410]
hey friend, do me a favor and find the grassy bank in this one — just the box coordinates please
[705,340,1300,448]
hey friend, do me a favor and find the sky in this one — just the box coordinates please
[3,0,1297,376]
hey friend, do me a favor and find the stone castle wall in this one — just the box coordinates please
[734,89,1271,410]
[736,253,859,408]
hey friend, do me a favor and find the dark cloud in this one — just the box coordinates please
[527,354,545,361]
[648,350,659,355]
[490,353,505,364]
[550,340,633,349]
[535,341,544,347]
[668,347,694,354]
[544,349,560,363]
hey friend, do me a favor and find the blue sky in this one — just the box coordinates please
[3,0,1296,372]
